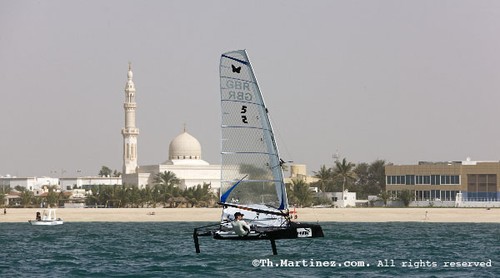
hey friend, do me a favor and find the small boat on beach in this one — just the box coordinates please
[29,209,63,226]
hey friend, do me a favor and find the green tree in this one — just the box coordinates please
[368,160,387,194]
[289,179,313,207]
[379,191,391,207]
[399,190,413,207]
[352,160,387,199]
[98,166,113,177]
[332,158,357,202]
[183,183,214,207]
[154,171,180,187]
[113,170,121,177]
[154,171,181,206]
[45,185,59,207]
[126,186,141,207]
[19,188,34,208]
[58,191,69,208]
[313,165,332,192]
[141,186,153,208]
[151,184,163,207]
[353,162,370,198]
[0,188,6,207]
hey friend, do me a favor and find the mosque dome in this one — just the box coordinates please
[168,131,202,160]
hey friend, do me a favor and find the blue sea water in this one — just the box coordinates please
[0,222,498,277]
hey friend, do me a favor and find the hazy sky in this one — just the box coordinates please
[1,0,500,177]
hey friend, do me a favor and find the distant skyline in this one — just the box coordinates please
[1,0,500,177]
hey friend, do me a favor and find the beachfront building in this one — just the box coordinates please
[0,176,59,193]
[60,176,122,190]
[320,190,357,208]
[284,164,319,184]
[385,158,500,207]
[0,175,121,192]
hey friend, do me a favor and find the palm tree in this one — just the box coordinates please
[141,186,153,208]
[19,188,33,208]
[128,186,142,208]
[332,158,357,207]
[151,184,163,207]
[183,183,214,207]
[154,171,180,187]
[353,162,369,198]
[154,171,181,206]
[368,160,387,194]
[290,179,314,207]
[313,165,332,192]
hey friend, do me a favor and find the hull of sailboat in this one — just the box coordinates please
[213,222,324,240]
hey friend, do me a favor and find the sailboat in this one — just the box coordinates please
[193,50,323,255]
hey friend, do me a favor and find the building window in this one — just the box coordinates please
[467,174,497,200]
[440,175,460,185]
[416,175,431,185]
[431,175,441,185]
[406,175,415,185]
[386,175,410,185]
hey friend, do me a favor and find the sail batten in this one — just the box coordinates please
[221,54,249,65]
[219,50,288,223]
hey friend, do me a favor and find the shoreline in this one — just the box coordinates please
[1,207,499,223]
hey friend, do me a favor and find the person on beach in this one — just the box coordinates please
[232,212,251,236]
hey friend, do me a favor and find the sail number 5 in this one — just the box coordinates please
[241,105,248,124]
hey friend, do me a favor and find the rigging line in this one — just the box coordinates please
[220,99,261,107]
[272,121,293,170]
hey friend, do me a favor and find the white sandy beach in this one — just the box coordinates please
[1,207,499,223]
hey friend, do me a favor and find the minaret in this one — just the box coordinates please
[122,63,139,174]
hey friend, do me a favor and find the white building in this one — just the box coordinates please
[120,64,221,190]
[0,176,58,194]
[123,130,221,190]
[60,176,122,190]
[0,176,121,192]
[329,190,357,208]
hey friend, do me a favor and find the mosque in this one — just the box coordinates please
[120,64,221,190]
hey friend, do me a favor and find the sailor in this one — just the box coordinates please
[232,212,251,236]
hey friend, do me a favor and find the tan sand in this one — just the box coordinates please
[1,207,499,223]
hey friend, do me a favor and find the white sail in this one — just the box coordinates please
[219,50,288,226]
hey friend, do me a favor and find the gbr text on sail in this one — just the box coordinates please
[226,80,253,101]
